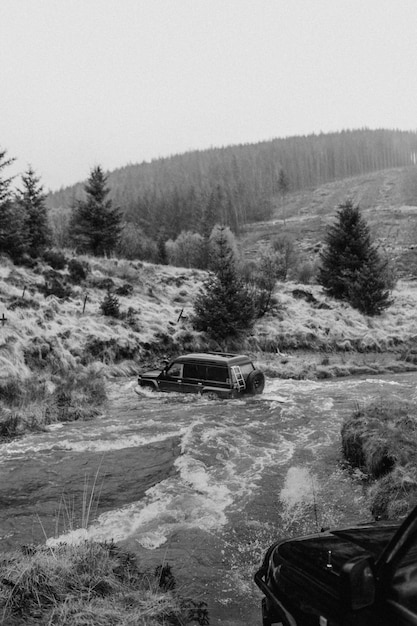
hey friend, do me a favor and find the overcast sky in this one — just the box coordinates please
[1,0,416,191]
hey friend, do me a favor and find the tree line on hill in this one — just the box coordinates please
[0,131,399,337]
[47,128,417,247]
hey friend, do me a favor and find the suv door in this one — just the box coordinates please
[158,361,184,392]
[182,362,207,393]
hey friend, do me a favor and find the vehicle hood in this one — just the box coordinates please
[274,522,399,581]
[138,370,161,380]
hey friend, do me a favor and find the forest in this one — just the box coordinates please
[47,128,417,244]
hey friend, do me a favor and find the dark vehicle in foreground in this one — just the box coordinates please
[137,352,265,398]
[255,504,417,625]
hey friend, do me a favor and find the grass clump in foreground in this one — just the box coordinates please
[0,541,209,625]
[341,398,417,519]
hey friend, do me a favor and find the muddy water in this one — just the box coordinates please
[1,372,416,624]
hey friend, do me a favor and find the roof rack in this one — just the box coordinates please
[204,351,238,358]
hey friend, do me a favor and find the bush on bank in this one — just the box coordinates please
[0,364,106,440]
[341,399,417,519]
[0,541,209,625]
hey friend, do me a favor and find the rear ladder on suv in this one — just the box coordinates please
[231,365,246,390]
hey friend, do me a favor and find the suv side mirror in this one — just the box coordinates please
[340,556,375,610]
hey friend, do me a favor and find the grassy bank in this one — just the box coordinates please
[341,399,417,520]
[0,541,209,625]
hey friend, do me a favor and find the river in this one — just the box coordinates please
[1,371,416,624]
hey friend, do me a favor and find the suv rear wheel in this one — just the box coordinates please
[246,370,265,394]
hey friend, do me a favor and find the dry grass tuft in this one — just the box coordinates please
[342,399,417,519]
[342,399,417,478]
[0,364,107,439]
[0,542,209,625]
[370,465,417,520]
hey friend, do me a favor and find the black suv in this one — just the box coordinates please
[255,504,417,625]
[137,352,265,398]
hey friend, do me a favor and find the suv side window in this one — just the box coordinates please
[239,362,255,376]
[167,362,183,378]
[206,365,229,382]
[183,363,207,379]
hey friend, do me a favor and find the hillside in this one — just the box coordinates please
[46,129,417,242]
[240,165,417,277]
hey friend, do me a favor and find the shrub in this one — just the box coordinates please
[297,260,318,284]
[0,379,25,405]
[93,277,115,290]
[271,235,299,280]
[0,376,49,408]
[42,271,72,298]
[117,223,157,260]
[100,290,120,318]
[43,249,67,270]
[7,295,40,310]
[114,282,133,296]
[166,231,205,268]
[0,412,20,437]
[82,337,140,364]
[68,258,89,283]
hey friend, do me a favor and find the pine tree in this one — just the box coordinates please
[208,224,238,272]
[277,168,289,223]
[193,225,255,340]
[156,230,168,265]
[100,289,120,317]
[0,148,15,204]
[319,200,392,315]
[70,166,121,255]
[17,166,50,257]
[0,148,29,262]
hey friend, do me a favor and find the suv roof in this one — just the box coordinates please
[173,352,252,366]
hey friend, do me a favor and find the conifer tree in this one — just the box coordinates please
[70,166,121,255]
[0,148,29,261]
[17,166,50,257]
[277,168,289,223]
[193,224,255,340]
[156,230,168,265]
[208,224,238,272]
[0,148,14,204]
[319,200,392,315]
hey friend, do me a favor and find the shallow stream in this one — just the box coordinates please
[1,371,416,624]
